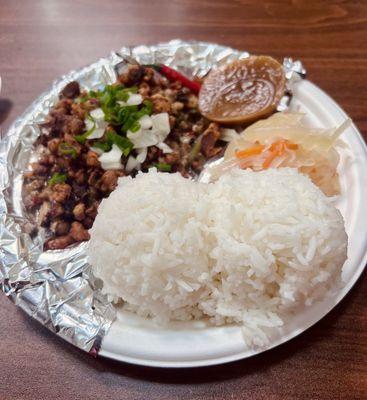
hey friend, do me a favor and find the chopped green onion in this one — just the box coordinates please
[49,172,67,186]
[155,163,172,172]
[106,131,133,156]
[142,99,153,115]
[75,117,96,143]
[75,86,153,149]
[92,141,112,152]
[129,120,141,133]
[122,100,152,133]
[116,87,137,102]
[188,134,203,164]
[89,86,152,131]
[134,100,153,120]
[59,142,78,159]
[89,90,99,98]
[117,91,130,102]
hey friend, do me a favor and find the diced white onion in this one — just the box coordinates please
[90,108,105,121]
[127,128,157,148]
[127,93,143,106]
[125,113,172,167]
[125,155,140,173]
[117,93,143,107]
[101,161,123,170]
[157,142,173,153]
[90,146,104,156]
[85,118,94,131]
[87,127,105,140]
[151,113,170,139]
[139,114,153,130]
[84,108,108,140]
[98,144,123,170]
[136,147,148,163]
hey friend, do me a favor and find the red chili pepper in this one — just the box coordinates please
[148,64,201,94]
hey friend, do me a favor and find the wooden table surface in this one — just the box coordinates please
[0,1,366,399]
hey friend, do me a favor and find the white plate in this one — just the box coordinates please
[99,79,367,367]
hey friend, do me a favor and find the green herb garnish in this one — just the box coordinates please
[188,134,203,164]
[106,131,133,156]
[122,100,152,134]
[81,85,152,132]
[75,116,96,144]
[49,172,67,186]
[128,120,141,133]
[141,99,153,115]
[59,142,78,159]
[75,86,153,153]
[98,85,138,124]
[155,163,172,172]
[116,86,137,101]
[92,141,112,152]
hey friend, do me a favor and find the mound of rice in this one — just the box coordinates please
[88,168,347,346]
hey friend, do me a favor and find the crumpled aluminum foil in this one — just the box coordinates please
[0,40,306,354]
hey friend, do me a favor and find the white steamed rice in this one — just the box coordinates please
[87,168,347,347]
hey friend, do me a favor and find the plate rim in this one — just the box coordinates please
[98,79,367,368]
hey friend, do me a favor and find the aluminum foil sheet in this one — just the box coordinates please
[0,40,306,354]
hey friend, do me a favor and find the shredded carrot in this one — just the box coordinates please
[269,139,298,150]
[269,142,278,152]
[235,144,264,159]
[269,140,285,154]
[235,139,299,170]
[285,142,298,150]
[239,160,254,169]
[262,150,278,169]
